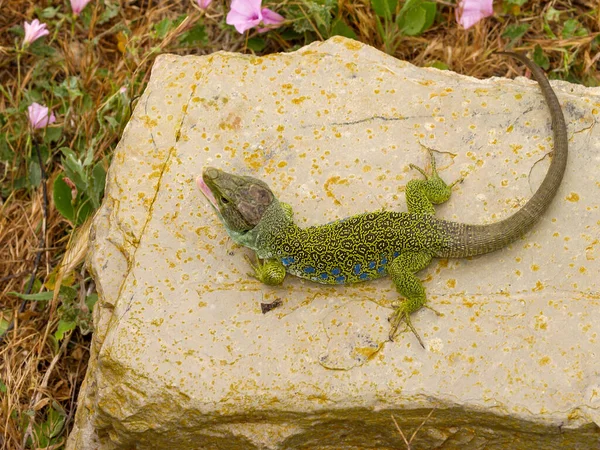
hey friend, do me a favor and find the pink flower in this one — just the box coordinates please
[70,0,93,15]
[197,0,213,10]
[23,19,50,46]
[257,8,284,33]
[27,102,56,129]
[456,0,494,29]
[226,0,284,34]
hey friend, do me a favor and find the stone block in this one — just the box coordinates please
[67,37,600,449]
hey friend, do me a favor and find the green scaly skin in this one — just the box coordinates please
[197,53,568,347]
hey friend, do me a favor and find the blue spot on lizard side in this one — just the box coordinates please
[281,256,295,266]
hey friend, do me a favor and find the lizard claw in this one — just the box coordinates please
[415,143,463,190]
[244,254,260,279]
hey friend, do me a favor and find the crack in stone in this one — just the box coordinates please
[175,85,196,143]
[330,115,408,126]
[112,91,177,322]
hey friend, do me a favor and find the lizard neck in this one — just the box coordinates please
[231,200,296,257]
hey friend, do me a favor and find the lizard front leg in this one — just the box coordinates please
[243,201,292,286]
[245,254,286,286]
[387,251,436,347]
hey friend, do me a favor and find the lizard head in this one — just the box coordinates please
[197,167,275,234]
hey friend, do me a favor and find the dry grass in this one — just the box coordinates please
[1,0,599,448]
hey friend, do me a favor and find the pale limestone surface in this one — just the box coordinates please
[67,37,600,449]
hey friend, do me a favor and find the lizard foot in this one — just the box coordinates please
[388,305,425,348]
[411,144,462,202]
[244,254,286,286]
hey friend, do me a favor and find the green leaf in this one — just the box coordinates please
[398,0,419,15]
[532,45,549,70]
[398,4,426,36]
[64,77,84,99]
[542,21,557,39]
[8,291,54,301]
[9,24,23,38]
[544,7,561,22]
[61,147,88,193]
[75,196,94,225]
[60,285,78,301]
[33,278,43,292]
[45,407,65,439]
[55,319,76,341]
[154,18,174,39]
[154,15,186,39]
[104,116,119,129]
[371,0,397,20]
[502,23,529,45]
[374,14,385,41]
[99,0,120,25]
[396,0,436,36]
[28,160,41,187]
[420,2,436,33]
[40,6,60,18]
[91,161,107,207]
[179,23,208,46]
[504,0,527,5]
[82,92,94,111]
[86,293,99,311]
[43,126,63,144]
[0,133,12,162]
[96,68,109,78]
[278,29,301,41]
[429,61,449,70]
[290,0,336,34]
[11,176,28,192]
[29,42,56,57]
[83,139,96,167]
[53,175,75,222]
[0,379,6,393]
[562,19,587,39]
[0,314,10,336]
[247,38,266,52]
[33,406,65,447]
[330,18,357,39]
[308,0,335,30]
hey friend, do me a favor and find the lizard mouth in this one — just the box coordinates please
[196,174,218,209]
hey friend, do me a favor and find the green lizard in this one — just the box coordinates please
[197,52,568,347]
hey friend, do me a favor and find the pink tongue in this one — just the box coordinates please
[196,175,217,207]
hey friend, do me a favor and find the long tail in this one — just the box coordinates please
[435,52,568,258]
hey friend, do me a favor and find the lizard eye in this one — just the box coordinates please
[220,196,229,204]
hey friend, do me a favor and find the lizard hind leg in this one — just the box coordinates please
[387,251,434,347]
